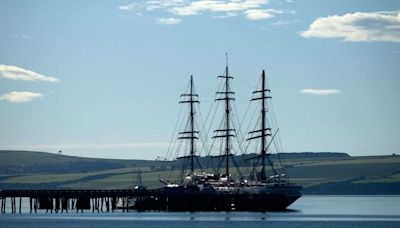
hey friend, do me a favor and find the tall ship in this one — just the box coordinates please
[134,59,302,211]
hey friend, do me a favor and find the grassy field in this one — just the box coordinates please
[0,150,399,194]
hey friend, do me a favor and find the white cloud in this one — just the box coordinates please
[146,0,186,11]
[301,11,400,42]
[0,91,43,103]
[119,0,291,23]
[245,9,281,20]
[119,1,186,12]
[212,12,238,19]
[157,17,182,25]
[118,3,136,11]
[0,65,58,82]
[270,19,300,26]
[300,89,341,96]
[9,33,31,39]
[172,0,270,16]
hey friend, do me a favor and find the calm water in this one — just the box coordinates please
[1,196,400,227]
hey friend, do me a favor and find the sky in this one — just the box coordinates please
[0,0,399,159]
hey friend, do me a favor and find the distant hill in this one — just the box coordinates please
[1,150,399,195]
[0,150,167,174]
[0,150,349,175]
[272,152,350,159]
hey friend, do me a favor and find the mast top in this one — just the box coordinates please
[225,52,228,68]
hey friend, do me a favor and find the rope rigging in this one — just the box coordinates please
[163,62,289,185]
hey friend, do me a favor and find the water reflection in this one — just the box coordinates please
[1,196,400,222]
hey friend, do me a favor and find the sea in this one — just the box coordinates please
[1,196,400,227]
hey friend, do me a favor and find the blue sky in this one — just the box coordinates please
[0,0,399,159]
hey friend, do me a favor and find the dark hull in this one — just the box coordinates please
[135,185,302,211]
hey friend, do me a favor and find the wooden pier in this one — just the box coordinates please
[0,189,154,214]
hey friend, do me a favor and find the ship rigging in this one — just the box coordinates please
[144,57,303,211]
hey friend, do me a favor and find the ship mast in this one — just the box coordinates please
[213,55,235,177]
[178,75,199,173]
[248,70,272,181]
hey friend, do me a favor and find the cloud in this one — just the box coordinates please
[172,0,270,16]
[270,19,301,26]
[301,11,400,42]
[146,0,186,11]
[212,12,238,19]
[0,65,58,82]
[300,89,341,96]
[245,9,282,20]
[9,33,31,39]
[0,91,43,103]
[118,1,290,22]
[157,17,182,25]
[118,3,136,11]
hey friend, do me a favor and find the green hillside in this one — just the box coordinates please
[0,150,399,194]
[0,150,169,174]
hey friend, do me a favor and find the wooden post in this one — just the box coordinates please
[11,197,14,213]
[61,197,67,213]
[55,198,60,213]
[91,198,94,213]
[0,197,3,213]
[126,197,129,212]
[19,197,22,214]
[123,198,125,213]
[34,198,37,213]
[50,198,53,213]
[106,197,110,213]
[66,198,69,213]
[112,197,116,213]
[101,197,104,212]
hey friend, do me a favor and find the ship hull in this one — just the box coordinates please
[134,185,302,211]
